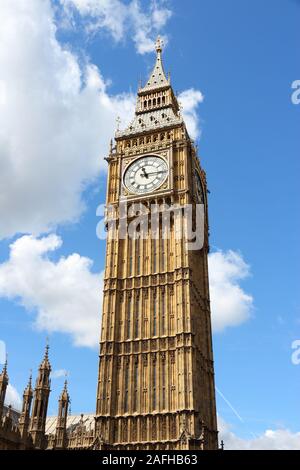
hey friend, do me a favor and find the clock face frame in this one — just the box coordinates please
[123,155,169,195]
[194,170,204,203]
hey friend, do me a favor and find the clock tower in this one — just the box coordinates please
[95,38,218,450]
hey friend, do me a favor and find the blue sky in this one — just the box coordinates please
[0,0,299,449]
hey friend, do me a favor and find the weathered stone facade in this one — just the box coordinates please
[94,38,218,450]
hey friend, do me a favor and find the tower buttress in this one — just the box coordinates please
[0,358,8,421]
[30,345,51,449]
[55,380,70,449]
[18,372,33,439]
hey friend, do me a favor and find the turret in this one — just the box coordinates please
[30,344,51,449]
[18,373,33,439]
[0,358,8,421]
[55,380,70,449]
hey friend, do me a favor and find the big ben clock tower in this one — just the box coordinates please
[95,38,218,450]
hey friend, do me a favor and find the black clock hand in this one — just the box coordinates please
[143,170,167,176]
[141,167,149,179]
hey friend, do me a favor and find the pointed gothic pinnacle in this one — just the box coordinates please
[155,35,163,54]
[141,36,168,91]
[25,371,33,393]
[40,341,51,370]
[44,343,49,360]
[1,354,8,379]
[60,379,69,402]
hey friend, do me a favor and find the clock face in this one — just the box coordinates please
[123,155,168,195]
[194,170,204,203]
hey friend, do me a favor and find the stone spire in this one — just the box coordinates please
[141,36,169,91]
[18,372,33,439]
[40,343,51,371]
[55,380,70,449]
[60,379,70,402]
[30,344,52,449]
[0,357,8,421]
[116,36,181,138]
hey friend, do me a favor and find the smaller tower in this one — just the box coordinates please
[18,372,33,439]
[55,380,70,449]
[0,358,8,421]
[30,344,51,449]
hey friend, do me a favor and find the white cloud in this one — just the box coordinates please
[61,0,172,54]
[51,369,68,379]
[178,88,204,141]
[218,416,300,450]
[5,384,22,410]
[0,0,135,239]
[0,241,253,348]
[0,234,102,348]
[208,250,253,332]
[0,0,184,240]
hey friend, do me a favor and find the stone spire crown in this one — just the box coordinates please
[0,357,8,383]
[60,380,70,402]
[24,372,33,396]
[40,344,51,371]
[116,36,181,139]
[140,36,169,91]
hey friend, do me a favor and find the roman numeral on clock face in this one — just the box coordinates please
[124,155,168,195]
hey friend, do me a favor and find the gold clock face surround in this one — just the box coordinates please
[123,154,169,195]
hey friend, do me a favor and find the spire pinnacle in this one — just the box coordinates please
[3,354,8,373]
[155,35,163,54]
[40,340,51,370]
[141,36,169,91]
[60,379,70,402]
[25,370,33,392]
[44,343,49,361]
[1,354,8,380]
